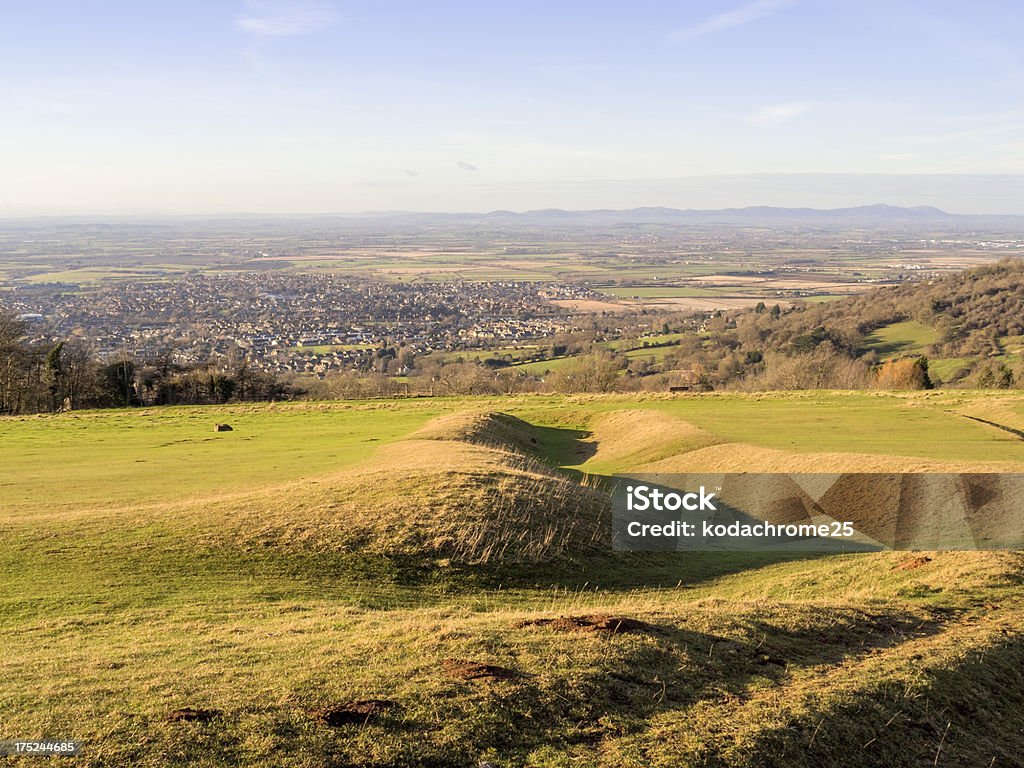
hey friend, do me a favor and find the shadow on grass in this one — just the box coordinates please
[330,606,953,767]
[55,605,1002,768]
[714,630,1024,768]
[861,337,917,357]
[477,549,837,593]
[528,424,596,469]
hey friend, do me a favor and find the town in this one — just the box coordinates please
[4,273,601,377]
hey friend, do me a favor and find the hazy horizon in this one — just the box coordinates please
[3,1,1023,215]
[4,175,1024,219]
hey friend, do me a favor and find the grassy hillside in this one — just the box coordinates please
[3,392,1024,766]
[646,257,1024,389]
[860,319,940,358]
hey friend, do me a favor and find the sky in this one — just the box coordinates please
[2,0,1023,215]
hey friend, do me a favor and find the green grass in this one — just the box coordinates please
[651,392,1024,460]
[22,266,190,284]
[0,402,441,514]
[512,356,579,374]
[510,391,1024,466]
[928,356,975,382]
[4,392,1024,766]
[604,332,687,352]
[796,293,847,303]
[623,345,677,361]
[6,393,1023,517]
[861,320,940,358]
[1000,334,1024,355]
[424,346,542,365]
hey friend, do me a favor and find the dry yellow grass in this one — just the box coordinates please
[162,437,609,565]
[576,409,723,472]
[409,410,543,454]
[637,441,1024,473]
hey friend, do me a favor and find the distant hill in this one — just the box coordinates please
[340,204,1024,230]
[10,204,1024,232]
[785,257,1024,355]
[705,257,1024,388]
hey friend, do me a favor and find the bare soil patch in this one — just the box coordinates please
[166,707,221,723]
[515,615,651,634]
[441,658,521,681]
[312,700,396,727]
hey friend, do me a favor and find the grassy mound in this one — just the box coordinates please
[574,409,723,473]
[410,410,548,455]
[202,437,609,566]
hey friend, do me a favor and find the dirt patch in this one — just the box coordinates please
[312,700,396,727]
[166,707,221,723]
[895,555,933,571]
[515,615,651,634]
[441,658,521,681]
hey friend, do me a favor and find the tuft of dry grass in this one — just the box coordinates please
[171,437,611,566]
[409,410,546,455]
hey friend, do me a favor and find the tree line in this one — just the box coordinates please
[0,310,289,415]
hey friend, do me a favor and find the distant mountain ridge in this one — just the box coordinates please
[321,204,1024,230]
[6,204,1024,233]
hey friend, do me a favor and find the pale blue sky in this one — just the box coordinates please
[2,1,1023,214]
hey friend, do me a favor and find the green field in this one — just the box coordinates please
[478,334,689,373]
[604,332,687,351]
[6,393,1024,514]
[3,392,1024,766]
[928,356,975,382]
[622,345,677,362]
[512,356,578,374]
[926,332,1024,382]
[425,346,542,365]
[861,320,941,358]
[796,293,848,303]
[0,403,442,514]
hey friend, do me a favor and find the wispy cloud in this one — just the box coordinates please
[235,0,338,37]
[669,0,796,42]
[747,102,809,126]
[457,160,478,171]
